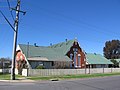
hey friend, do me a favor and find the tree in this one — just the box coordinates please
[111,59,119,68]
[16,51,27,75]
[0,57,11,69]
[103,40,120,59]
[17,60,27,75]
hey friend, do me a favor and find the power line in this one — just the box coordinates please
[0,10,15,31]
[0,6,9,8]
[7,0,15,22]
[0,0,16,2]
[39,8,120,38]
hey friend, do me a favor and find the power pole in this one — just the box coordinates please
[0,0,25,80]
[11,0,21,80]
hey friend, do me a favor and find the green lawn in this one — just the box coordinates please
[0,73,10,80]
[0,73,25,80]
[0,73,120,80]
[27,73,120,81]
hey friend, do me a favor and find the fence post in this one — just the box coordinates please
[27,68,29,76]
[111,65,113,73]
[85,66,86,74]
[103,67,104,73]
[111,67,112,73]
[89,65,91,74]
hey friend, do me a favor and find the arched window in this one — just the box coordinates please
[70,53,73,60]
[70,53,73,68]
[73,48,78,68]
[78,54,81,67]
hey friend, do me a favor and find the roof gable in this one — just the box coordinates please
[50,40,75,55]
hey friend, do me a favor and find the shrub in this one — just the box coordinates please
[36,65,45,69]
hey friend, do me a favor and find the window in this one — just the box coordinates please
[39,62,43,66]
[78,54,81,67]
[70,53,73,60]
[74,51,77,67]
[70,53,73,68]
[73,48,78,52]
[51,61,54,66]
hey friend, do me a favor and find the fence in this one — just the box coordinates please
[24,68,120,76]
[1,68,119,76]
[0,69,11,73]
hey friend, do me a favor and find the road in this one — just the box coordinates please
[0,76,120,90]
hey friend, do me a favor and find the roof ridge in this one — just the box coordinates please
[18,39,75,48]
[18,44,47,48]
[50,39,75,48]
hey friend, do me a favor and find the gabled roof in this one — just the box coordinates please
[50,40,75,55]
[18,40,75,61]
[86,53,113,64]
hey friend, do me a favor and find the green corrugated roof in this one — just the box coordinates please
[50,40,75,55]
[19,40,75,61]
[86,53,113,64]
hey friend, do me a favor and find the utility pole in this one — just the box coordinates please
[11,0,21,80]
[0,0,25,80]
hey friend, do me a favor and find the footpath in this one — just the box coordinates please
[0,77,35,83]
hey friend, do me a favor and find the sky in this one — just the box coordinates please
[0,0,120,58]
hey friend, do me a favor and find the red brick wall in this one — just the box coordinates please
[67,41,86,68]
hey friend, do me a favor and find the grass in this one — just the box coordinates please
[27,72,120,81]
[0,73,120,80]
[0,73,25,80]
[0,73,11,80]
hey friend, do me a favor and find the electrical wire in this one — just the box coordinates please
[0,10,15,31]
[39,7,120,38]
[7,0,15,22]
